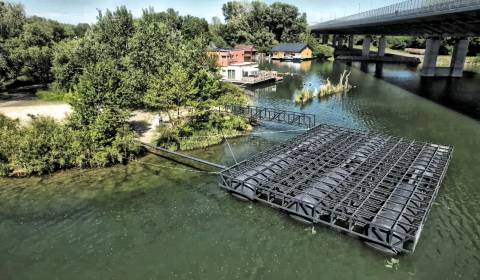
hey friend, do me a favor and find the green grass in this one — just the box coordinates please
[36,88,71,102]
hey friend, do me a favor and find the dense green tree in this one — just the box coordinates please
[145,63,198,119]
[299,32,333,58]
[0,1,26,40]
[94,6,135,59]
[219,1,307,50]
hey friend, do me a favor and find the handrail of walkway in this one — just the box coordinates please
[312,0,480,29]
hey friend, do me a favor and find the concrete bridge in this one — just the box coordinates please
[311,0,480,77]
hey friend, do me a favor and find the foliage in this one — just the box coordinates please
[145,63,198,118]
[36,87,70,102]
[1,4,249,176]
[295,89,314,105]
[216,1,307,51]
[319,70,352,97]
[0,3,80,88]
[299,32,334,58]
[155,111,251,151]
[0,113,139,176]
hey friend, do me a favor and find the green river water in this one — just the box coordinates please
[1,60,479,279]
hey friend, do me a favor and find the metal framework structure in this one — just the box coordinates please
[221,104,316,129]
[219,124,453,254]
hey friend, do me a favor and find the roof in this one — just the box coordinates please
[212,48,242,52]
[235,44,256,52]
[272,43,310,53]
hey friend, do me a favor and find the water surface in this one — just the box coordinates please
[1,60,479,280]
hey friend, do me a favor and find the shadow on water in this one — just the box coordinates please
[350,61,480,120]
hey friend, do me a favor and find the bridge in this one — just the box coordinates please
[311,0,480,77]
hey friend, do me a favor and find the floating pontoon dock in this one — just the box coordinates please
[219,124,453,254]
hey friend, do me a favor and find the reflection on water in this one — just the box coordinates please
[351,61,480,120]
[1,60,480,279]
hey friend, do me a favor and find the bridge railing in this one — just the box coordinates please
[313,0,480,29]
[221,104,316,128]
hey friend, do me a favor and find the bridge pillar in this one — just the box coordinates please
[322,34,329,45]
[362,35,372,56]
[338,36,344,48]
[332,35,338,47]
[348,35,354,49]
[378,36,386,57]
[421,37,441,77]
[450,38,470,78]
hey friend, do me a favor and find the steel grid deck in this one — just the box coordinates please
[219,124,453,254]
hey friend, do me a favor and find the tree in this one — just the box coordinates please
[299,32,333,58]
[0,1,26,40]
[219,1,307,50]
[94,6,135,59]
[145,63,198,120]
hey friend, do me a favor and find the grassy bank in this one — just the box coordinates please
[36,88,70,102]
[154,111,252,151]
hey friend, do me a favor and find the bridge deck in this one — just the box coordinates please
[219,124,453,254]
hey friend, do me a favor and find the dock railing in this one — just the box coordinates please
[221,103,316,128]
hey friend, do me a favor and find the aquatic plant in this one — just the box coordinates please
[318,70,352,97]
[295,89,315,105]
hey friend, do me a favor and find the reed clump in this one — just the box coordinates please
[295,89,315,105]
[319,70,352,97]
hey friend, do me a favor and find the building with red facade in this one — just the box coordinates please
[208,48,245,67]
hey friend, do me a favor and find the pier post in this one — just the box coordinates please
[421,37,441,77]
[450,38,470,78]
[378,36,386,57]
[348,35,354,49]
[362,35,372,56]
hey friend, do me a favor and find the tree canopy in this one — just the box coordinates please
[212,1,308,52]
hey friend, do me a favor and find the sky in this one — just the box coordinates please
[17,0,402,25]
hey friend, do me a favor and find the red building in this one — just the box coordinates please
[235,44,257,58]
[208,48,245,67]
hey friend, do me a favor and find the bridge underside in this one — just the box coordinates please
[312,9,480,37]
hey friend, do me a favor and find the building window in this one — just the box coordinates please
[228,70,235,79]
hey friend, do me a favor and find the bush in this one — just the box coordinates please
[0,113,140,176]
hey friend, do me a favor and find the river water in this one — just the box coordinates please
[1,60,479,279]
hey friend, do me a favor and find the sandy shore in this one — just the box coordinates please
[0,101,72,124]
[0,100,163,143]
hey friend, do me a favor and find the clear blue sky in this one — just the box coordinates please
[17,0,401,25]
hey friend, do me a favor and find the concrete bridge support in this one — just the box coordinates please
[450,38,470,77]
[421,37,469,77]
[322,34,329,45]
[332,35,339,48]
[378,36,386,57]
[348,35,354,49]
[362,35,372,56]
[338,36,344,48]
[421,37,441,77]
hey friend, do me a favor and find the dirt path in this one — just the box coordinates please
[0,100,163,143]
[0,101,72,124]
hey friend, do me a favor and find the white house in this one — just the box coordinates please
[220,62,260,81]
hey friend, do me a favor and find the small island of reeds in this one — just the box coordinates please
[294,70,353,105]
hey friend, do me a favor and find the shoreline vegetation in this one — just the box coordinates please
[1,0,332,178]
